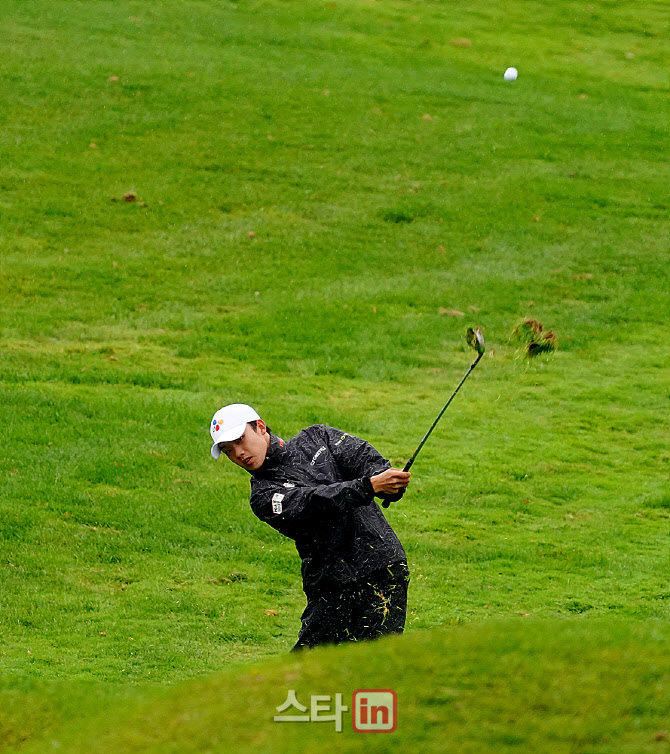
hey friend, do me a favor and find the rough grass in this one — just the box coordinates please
[1,0,669,749]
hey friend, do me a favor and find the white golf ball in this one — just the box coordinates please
[504,67,518,82]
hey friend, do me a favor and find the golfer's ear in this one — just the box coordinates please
[256,419,267,434]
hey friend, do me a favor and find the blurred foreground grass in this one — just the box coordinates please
[3,620,670,753]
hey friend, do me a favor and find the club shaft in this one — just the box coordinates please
[403,352,483,473]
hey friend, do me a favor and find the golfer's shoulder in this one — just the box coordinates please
[297,424,356,449]
[291,424,335,444]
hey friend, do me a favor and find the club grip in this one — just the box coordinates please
[381,459,413,508]
[381,493,403,509]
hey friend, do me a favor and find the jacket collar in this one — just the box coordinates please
[252,432,286,475]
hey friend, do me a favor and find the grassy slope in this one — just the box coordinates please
[0,0,669,748]
[4,621,670,753]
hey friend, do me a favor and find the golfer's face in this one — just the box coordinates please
[218,425,268,472]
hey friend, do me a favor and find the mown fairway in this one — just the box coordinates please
[1,0,669,751]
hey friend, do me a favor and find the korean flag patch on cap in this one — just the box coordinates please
[272,493,284,514]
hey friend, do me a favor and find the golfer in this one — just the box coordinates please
[209,403,411,650]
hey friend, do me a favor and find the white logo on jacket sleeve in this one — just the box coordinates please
[310,446,328,466]
[272,493,284,514]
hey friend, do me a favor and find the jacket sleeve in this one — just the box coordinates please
[250,476,375,540]
[323,426,390,480]
[323,426,406,503]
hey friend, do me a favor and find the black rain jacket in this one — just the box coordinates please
[249,425,407,598]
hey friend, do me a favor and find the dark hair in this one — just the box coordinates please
[248,420,272,434]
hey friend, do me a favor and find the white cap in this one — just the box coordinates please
[210,404,261,459]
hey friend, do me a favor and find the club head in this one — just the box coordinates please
[466,327,485,356]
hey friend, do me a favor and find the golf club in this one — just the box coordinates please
[382,327,485,508]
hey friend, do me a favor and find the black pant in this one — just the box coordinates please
[292,562,410,651]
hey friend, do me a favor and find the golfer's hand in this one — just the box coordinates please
[370,468,411,496]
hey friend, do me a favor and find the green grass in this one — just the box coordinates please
[3,621,670,753]
[1,0,669,749]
